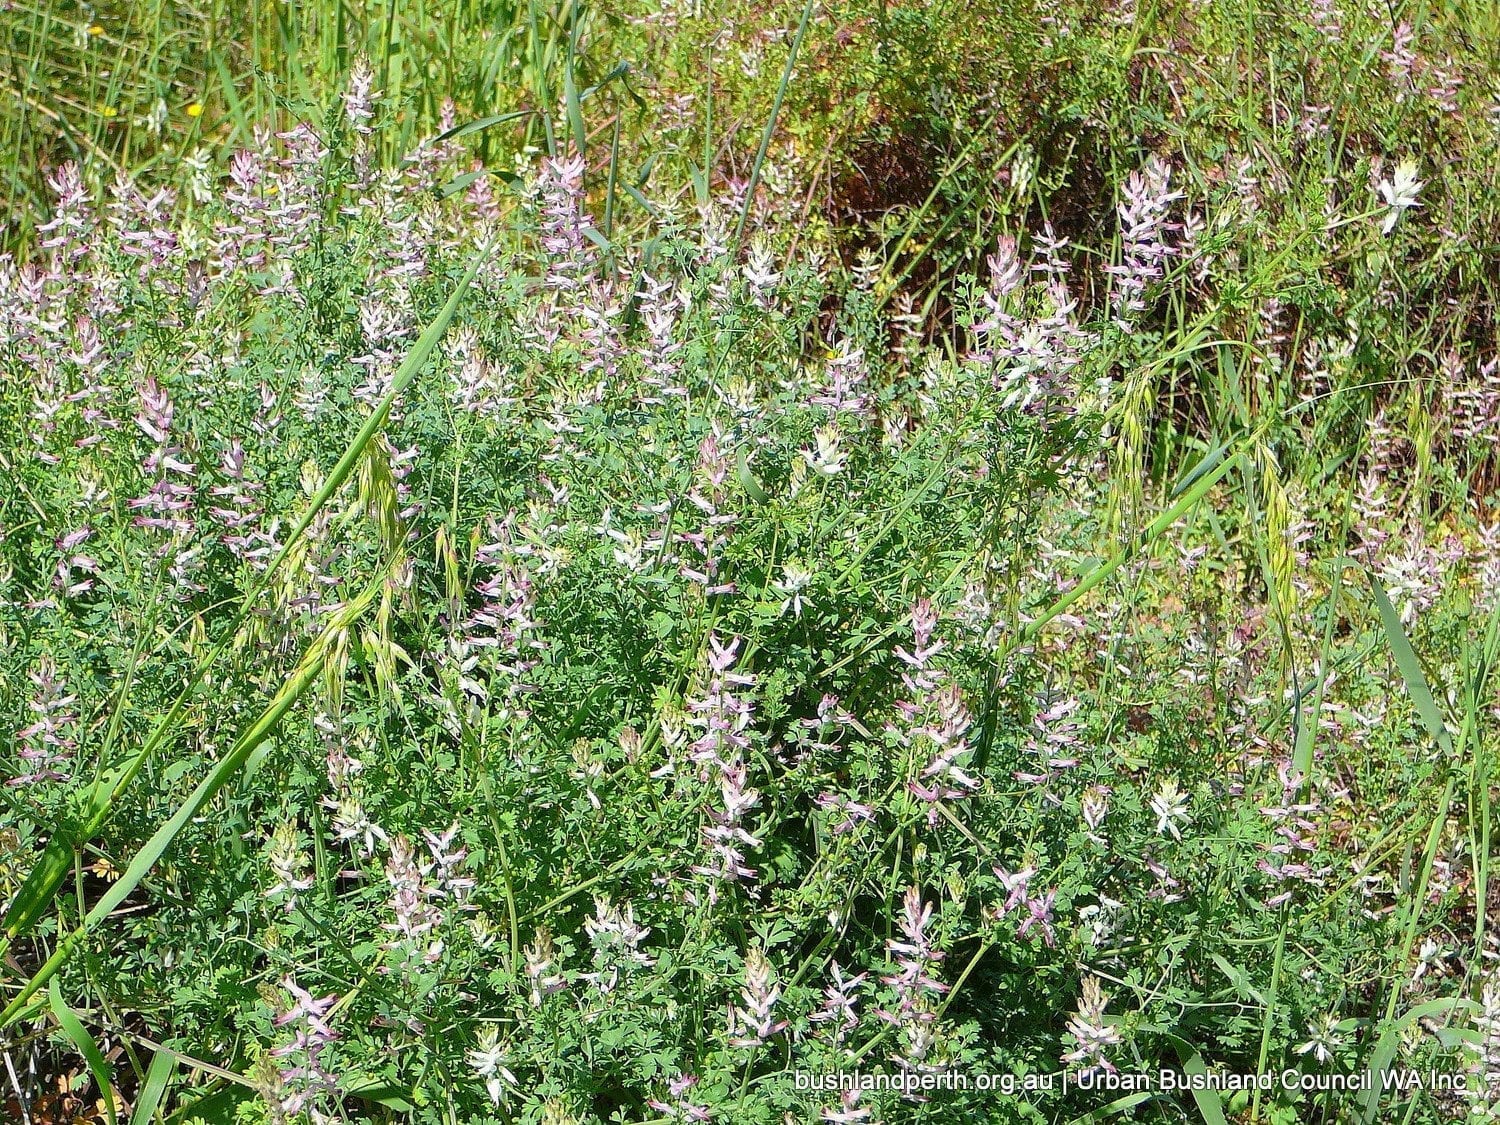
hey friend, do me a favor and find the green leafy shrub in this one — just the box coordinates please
[4,8,1500,1125]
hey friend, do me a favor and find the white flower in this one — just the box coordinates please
[801,424,846,478]
[1150,778,1192,840]
[183,146,216,205]
[1063,975,1122,1073]
[1412,937,1447,982]
[467,1027,518,1107]
[772,561,813,617]
[742,241,780,293]
[607,527,649,572]
[144,96,168,137]
[265,823,313,905]
[1377,159,1423,234]
[1295,1014,1345,1064]
[324,795,388,857]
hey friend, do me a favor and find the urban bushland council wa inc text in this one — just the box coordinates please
[795,1067,1478,1097]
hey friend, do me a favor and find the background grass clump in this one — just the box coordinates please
[3,1,1500,1123]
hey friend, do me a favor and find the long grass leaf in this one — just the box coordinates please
[1064,1092,1155,1123]
[562,3,586,154]
[1370,574,1452,754]
[976,441,1244,769]
[732,0,815,250]
[1291,556,1351,785]
[1137,1024,1228,1125]
[129,1048,177,1125]
[1014,448,1243,650]
[48,978,117,1125]
[432,109,533,145]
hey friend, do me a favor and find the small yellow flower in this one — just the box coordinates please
[87,24,104,36]
[186,102,204,118]
[89,856,120,880]
[100,105,118,118]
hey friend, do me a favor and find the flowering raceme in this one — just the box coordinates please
[968,231,1092,416]
[10,658,79,786]
[1105,155,1183,327]
[729,947,788,1047]
[889,600,980,819]
[683,634,765,889]
[271,977,341,1117]
[129,376,196,538]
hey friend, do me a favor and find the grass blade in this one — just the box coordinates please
[1064,1091,1156,1123]
[732,0,815,250]
[431,109,533,145]
[1369,574,1452,755]
[1369,574,1463,1027]
[129,1048,177,1125]
[48,978,118,1125]
[976,440,1244,768]
[1290,557,1350,785]
[1138,1024,1229,1125]
[1015,447,1243,651]
[562,3,586,154]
